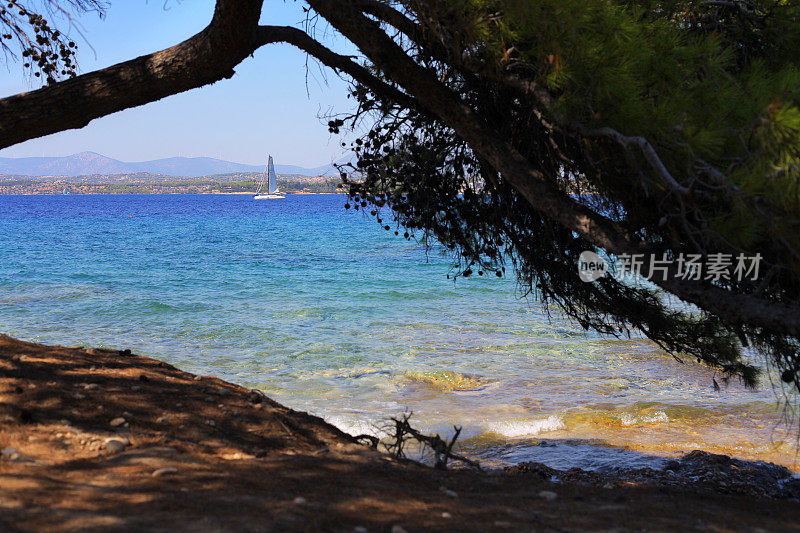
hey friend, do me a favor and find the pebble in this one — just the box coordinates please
[2,449,33,463]
[222,452,246,460]
[109,417,126,427]
[602,483,615,490]
[152,467,178,477]
[353,527,368,533]
[104,439,127,454]
[156,416,169,424]
[193,375,202,381]
[83,383,99,390]
[440,487,458,498]
[441,512,452,519]
[390,526,407,533]
[538,490,558,501]
[293,496,307,504]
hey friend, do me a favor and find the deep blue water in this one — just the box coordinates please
[0,194,795,470]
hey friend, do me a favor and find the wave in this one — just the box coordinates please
[620,411,669,426]
[485,415,566,438]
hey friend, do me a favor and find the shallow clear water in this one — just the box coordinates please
[0,194,797,471]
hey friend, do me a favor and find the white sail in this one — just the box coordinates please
[254,154,285,199]
[267,155,278,194]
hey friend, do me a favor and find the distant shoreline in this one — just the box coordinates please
[0,175,343,195]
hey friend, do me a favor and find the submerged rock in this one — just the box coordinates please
[673,450,799,499]
[509,450,800,500]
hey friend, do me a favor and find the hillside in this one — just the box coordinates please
[0,152,346,178]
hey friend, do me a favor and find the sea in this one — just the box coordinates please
[0,193,797,471]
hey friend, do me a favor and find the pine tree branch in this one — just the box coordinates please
[350,0,421,41]
[306,0,800,337]
[256,25,416,110]
[572,124,690,196]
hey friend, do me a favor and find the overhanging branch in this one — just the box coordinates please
[573,124,690,196]
[257,25,416,110]
[306,0,800,337]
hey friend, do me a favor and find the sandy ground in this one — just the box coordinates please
[1,334,799,532]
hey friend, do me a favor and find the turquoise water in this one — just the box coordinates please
[0,194,796,470]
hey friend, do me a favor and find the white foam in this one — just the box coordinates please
[486,415,566,438]
[325,416,382,437]
[620,411,669,426]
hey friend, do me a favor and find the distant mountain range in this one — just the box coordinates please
[0,151,346,178]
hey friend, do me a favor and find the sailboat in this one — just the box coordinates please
[254,155,285,199]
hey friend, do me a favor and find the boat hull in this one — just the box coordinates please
[254,194,285,200]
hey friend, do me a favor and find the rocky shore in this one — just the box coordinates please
[1,334,799,532]
[508,449,800,501]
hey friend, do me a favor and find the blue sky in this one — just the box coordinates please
[0,1,356,167]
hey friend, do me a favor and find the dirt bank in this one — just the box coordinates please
[1,335,799,532]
